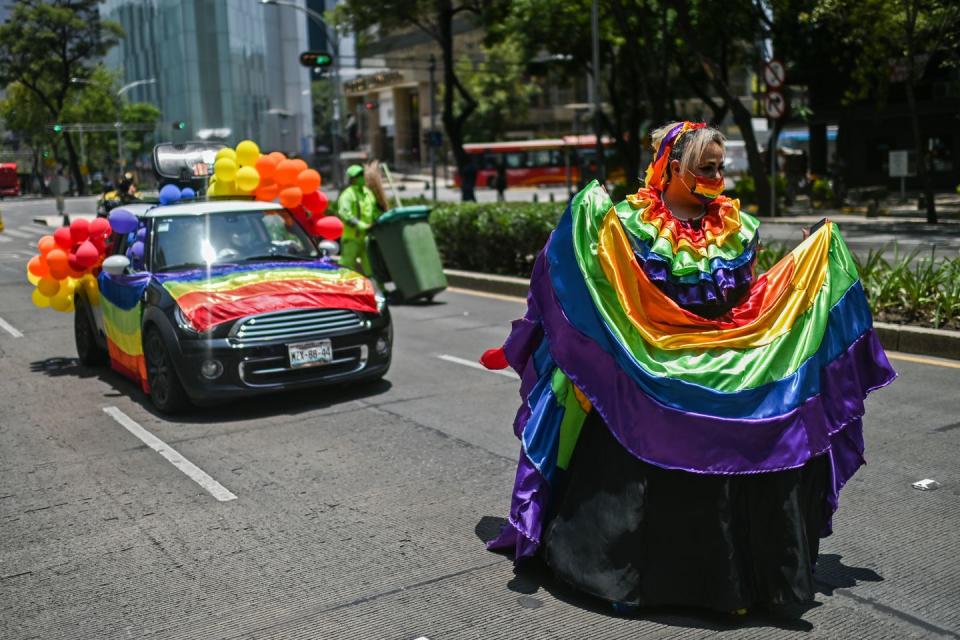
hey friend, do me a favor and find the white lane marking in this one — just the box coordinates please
[447,286,526,304]
[102,406,238,502]
[0,234,12,243]
[2,228,35,239]
[437,354,519,379]
[0,317,23,338]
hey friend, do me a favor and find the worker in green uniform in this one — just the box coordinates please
[336,164,382,276]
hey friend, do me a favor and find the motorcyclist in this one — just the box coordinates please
[97,171,141,217]
[336,164,381,276]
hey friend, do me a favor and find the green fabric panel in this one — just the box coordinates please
[556,377,588,471]
[567,182,860,392]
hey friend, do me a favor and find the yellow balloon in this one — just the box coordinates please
[86,283,100,305]
[31,288,50,308]
[210,180,237,197]
[50,290,73,312]
[235,140,260,167]
[63,277,78,295]
[214,157,238,182]
[27,269,41,286]
[235,166,260,192]
[215,147,237,162]
[37,277,60,297]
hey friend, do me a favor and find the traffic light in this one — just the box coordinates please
[173,121,186,130]
[52,123,63,133]
[299,51,334,68]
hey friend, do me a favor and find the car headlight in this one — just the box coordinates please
[174,306,199,334]
[372,281,387,312]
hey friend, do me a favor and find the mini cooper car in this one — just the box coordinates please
[74,199,391,413]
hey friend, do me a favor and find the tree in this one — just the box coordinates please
[334,0,503,198]
[0,0,123,195]
[802,0,960,223]
[457,36,540,142]
[0,81,57,190]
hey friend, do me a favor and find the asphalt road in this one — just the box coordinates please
[1,198,959,639]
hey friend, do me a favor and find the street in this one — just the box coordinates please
[1,197,959,639]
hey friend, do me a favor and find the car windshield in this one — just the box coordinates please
[150,209,318,272]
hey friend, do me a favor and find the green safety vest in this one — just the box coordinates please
[336,185,380,241]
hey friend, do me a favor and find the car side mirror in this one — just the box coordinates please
[102,254,130,276]
[318,240,339,257]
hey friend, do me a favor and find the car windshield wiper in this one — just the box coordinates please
[240,254,318,262]
[155,261,236,273]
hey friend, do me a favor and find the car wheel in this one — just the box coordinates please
[143,328,189,414]
[74,301,107,366]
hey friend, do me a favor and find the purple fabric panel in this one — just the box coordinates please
[822,417,866,537]
[531,265,897,475]
[486,452,550,560]
[643,261,754,309]
[503,312,544,439]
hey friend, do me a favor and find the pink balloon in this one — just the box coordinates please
[75,240,100,268]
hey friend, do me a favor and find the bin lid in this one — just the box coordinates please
[378,205,431,225]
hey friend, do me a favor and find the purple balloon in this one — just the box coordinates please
[136,227,147,242]
[130,240,145,261]
[159,184,182,205]
[180,187,196,200]
[108,208,138,234]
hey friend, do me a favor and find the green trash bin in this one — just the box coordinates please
[368,205,447,302]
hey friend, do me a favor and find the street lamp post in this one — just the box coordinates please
[115,79,157,169]
[262,0,342,187]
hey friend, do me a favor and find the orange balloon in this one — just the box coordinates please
[255,181,280,202]
[278,186,303,209]
[274,160,300,187]
[290,158,308,173]
[38,235,56,255]
[268,151,286,164]
[28,255,50,278]
[46,248,68,272]
[297,169,321,194]
[255,155,278,181]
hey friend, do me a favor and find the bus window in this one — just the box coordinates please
[505,152,526,168]
[530,150,553,167]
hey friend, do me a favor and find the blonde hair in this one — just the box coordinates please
[650,122,726,181]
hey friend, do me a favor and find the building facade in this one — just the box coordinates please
[101,0,314,156]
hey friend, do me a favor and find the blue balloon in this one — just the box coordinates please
[159,184,182,205]
[180,187,196,200]
[108,208,138,234]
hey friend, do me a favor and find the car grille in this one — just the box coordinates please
[239,344,369,387]
[230,308,365,344]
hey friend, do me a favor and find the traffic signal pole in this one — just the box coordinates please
[429,54,437,202]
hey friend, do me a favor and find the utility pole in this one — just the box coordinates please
[429,54,437,202]
[591,0,605,187]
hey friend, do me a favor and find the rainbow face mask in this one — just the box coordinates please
[686,173,725,203]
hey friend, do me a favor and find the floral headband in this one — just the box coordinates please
[643,121,707,191]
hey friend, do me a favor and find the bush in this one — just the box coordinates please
[426,200,561,277]
[811,178,833,206]
[733,175,756,206]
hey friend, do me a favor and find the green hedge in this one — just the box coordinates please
[426,200,561,277]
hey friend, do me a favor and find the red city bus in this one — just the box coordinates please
[455,135,619,189]
[0,163,20,197]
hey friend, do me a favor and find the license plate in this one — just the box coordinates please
[288,339,333,368]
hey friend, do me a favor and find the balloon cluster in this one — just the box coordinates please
[208,139,341,240]
[26,217,112,312]
[108,208,147,270]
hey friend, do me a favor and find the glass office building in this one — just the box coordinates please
[101,0,314,156]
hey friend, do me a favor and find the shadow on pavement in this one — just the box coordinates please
[30,355,394,424]
[474,515,893,632]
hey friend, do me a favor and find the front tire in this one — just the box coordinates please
[143,328,189,414]
[74,300,107,366]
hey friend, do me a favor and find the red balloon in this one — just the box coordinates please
[67,252,83,273]
[312,215,343,241]
[76,240,100,268]
[53,227,73,250]
[90,234,106,253]
[301,189,329,216]
[69,218,90,244]
[89,217,112,238]
[278,186,302,209]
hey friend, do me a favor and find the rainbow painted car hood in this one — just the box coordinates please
[153,259,378,332]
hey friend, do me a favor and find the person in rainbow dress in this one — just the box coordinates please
[482,121,897,615]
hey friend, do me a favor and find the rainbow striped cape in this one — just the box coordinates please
[98,272,152,391]
[487,182,896,560]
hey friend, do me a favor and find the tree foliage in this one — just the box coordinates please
[0,0,123,194]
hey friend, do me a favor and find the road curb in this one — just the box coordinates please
[444,269,960,361]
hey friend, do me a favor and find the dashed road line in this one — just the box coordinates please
[436,353,519,379]
[102,406,238,502]
[0,317,23,338]
[2,228,35,239]
[447,286,526,303]
[0,234,12,243]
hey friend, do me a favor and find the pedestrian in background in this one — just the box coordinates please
[461,156,477,202]
[336,164,382,277]
[494,157,507,202]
